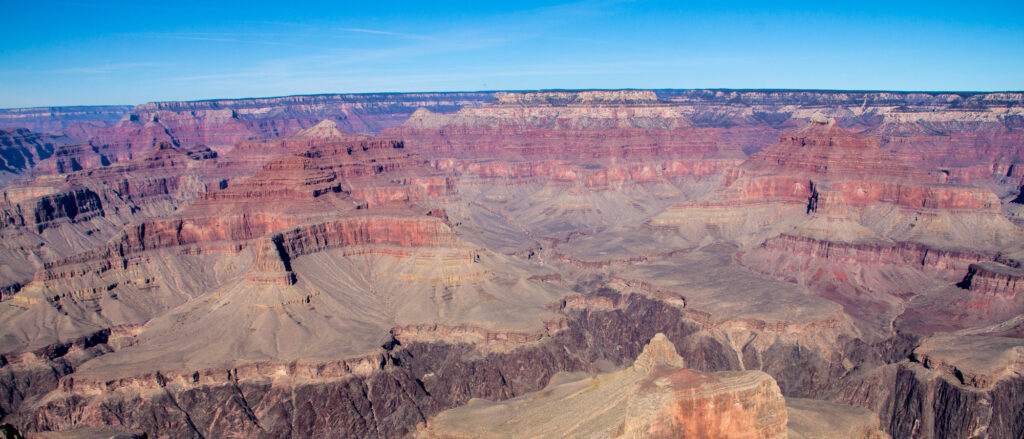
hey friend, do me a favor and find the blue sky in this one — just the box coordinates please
[1,0,1022,107]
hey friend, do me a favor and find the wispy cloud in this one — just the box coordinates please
[338,27,432,40]
[56,62,170,74]
[139,31,303,47]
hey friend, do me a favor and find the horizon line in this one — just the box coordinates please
[3,87,1024,111]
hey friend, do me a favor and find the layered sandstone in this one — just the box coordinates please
[99,92,495,162]
[957,262,1024,299]
[8,90,1024,185]
[417,334,787,439]
[675,119,1003,216]
[0,141,220,274]
[757,235,994,278]
[387,90,748,189]
[0,141,216,305]
[658,90,1024,181]
[30,119,178,175]
[0,129,62,184]
[11,94,493,178]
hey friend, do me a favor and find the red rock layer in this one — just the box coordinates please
[0,188,103,233]
[759,234,995,276]
[636,370,788,439]
[31,119,178,175]
[385,91,749,187]
[823,181,998,211]
[878,124,1024,174]
[7,91,1024,186]
[1,142,220,235]
[245,213,455,285]
[33,129,458,285]
[37,211,454,284]
[16,94,494,178]
[676,121,1004,219]
[211,126,454,207]
[431,157,741,188]
[958,262,1024,299]
[745,120,928,180]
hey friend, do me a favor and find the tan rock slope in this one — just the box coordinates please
[419,334,890,439]
[417,334,789,439]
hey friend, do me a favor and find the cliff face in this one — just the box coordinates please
[655,90,1024,187]
[8,90,1024,183]
[957,262,1024,299]
[30,127,459,287]
[119,92,494,150]
[757,235,993,276]
[0,284,1017,439]
[9,295,799,439]
[831,334,1024,439]
[386,92,749,188]
[0,106,131,137]
[0,129,79,189]
[0,129,61,179]
[0,141,218,232]
[417,334,789,439]
[737,120,1003,213]
[653,120,1017,255]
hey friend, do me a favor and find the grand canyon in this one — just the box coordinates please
[0,89,1022,439]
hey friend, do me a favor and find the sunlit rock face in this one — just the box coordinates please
[417,334,790,439]
[387,90,748,189]
[0,90,1023,439]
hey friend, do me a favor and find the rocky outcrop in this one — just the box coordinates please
[246,214,457,284]
[114,92,495,154]
[386,90,750,189]
[0,188,103,233]
[828,334,1024,439]
[0,129,60,180]
[30,119,178,174]
[212,126,454,206]
[912,335,1024,389]
[0,326,139,420]
[36,211,453,284]
[0,141,219,236]
[738,120,1001,213]
[0,287,1014,439]
[759,234,994,277]
[880,361,1023,439]
[957,262,1024,299]
[654,120,1013,249]
[417,334,788,439]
